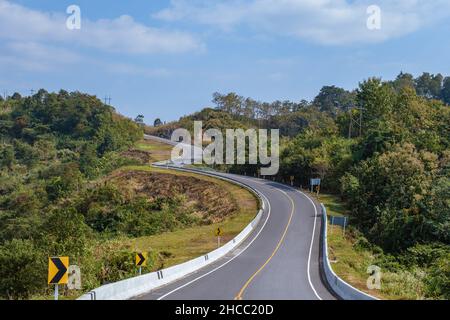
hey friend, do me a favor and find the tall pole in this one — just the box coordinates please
[348,113,353,139]
[104,95,111,105]
[343,217,347,236]
[359,107,363,137]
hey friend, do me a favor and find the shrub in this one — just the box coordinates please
[0,239,46,299]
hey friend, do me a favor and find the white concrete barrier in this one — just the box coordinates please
[78,167,264,300]
[320,204,378,300]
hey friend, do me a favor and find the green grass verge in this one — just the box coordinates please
[134,139,173,162]
[318,193,427,300]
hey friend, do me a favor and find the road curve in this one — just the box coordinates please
[136,136,336,300]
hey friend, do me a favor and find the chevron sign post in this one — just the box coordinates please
[48,256,69,300]
[215,228,223,248]
[136,253,147,275]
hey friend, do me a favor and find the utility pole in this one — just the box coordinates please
[348,115,353,139]
[348,106,364,138]
[104,95,111,105]
[359,106,363,137]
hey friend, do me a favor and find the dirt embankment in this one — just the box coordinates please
[108,170,238,223]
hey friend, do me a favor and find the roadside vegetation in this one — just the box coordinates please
[320,194,449,300]
[149,71,449,299]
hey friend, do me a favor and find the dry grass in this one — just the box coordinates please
[119,165,258,268]
[107,169,238,222]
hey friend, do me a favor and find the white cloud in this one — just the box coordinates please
[154,0,450,45]
[102,62,171,78]
[0,41,82,72]
[0,0,203,54]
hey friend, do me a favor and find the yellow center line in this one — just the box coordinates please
[234,189,295,300]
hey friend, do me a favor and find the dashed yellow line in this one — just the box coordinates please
[234,189,295,300]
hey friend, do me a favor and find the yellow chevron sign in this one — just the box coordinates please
[215,227,223,236]
[135,253,147,267]
[48,257,69,284]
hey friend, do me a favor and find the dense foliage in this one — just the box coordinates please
[150,72,449,299]
[0,90,147,299]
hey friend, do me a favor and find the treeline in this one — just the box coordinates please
[212,71,450,120]
[0,90,148,299]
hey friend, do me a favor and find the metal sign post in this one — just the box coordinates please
[215,228,223,248]
[135,252,147,275]
[310,178,321,194]
[343,217,347,236]
[54,284,58,301]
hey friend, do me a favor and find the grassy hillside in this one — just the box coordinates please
[0,91,258,300]
[122,165,258,268]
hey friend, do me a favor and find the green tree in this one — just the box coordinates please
[0,144,14,169]
[415,72,443,99]
[0,239,46,299]
[153,118,162,127]
[392,72,415,92]
[313,85,356,116]
[134,114,145,126]
[441,77,450,105]
[10,92,22,101]
[343,143,442,250]
[357,78,395,135]
[39,208,91,259]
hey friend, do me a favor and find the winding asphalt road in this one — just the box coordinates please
[135,135,336,300]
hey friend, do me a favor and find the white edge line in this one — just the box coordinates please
[236,177,324,300]
[157,191,272,300]
[237,177,323,300]
[296,189,322,300]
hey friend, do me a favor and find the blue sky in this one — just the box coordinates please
[1,0,450,123]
